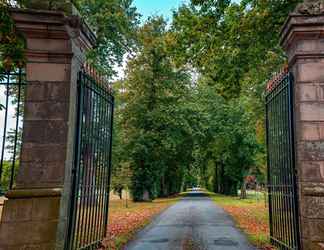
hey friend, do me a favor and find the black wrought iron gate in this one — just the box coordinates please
[66,69,114,250]
[265,71,300,250]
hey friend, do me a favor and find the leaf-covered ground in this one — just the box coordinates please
[101,196,179,250]
[210,192,275,250]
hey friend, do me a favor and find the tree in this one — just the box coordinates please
[0,1,25,71]
[187,82,259,196]
[120,17,193,201]
[0,0,140,78]
[74,0,140,76]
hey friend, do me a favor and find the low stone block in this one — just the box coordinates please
[303,196,324,219]
[0,220,58,245]
[298,141,324,161]
[27,37,70,52]
[32,197,60,220]
[7,242,56,250]
[1,199,32,223]
[27,63,71,82]
[25,81,70,102]
[298,84,317,101]
[22,120,46,143]
[317,84,324,101]
[298,60,324,83]
[301,161,324,182]
[16,161,65,188]
[20,144,66,163]
[300,122,324,141]
[307,219,324,241]
[24,101,69,121]
[300,103,324,121]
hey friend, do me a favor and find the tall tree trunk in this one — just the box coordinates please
[213,163,219,193]
[240,179,247,199]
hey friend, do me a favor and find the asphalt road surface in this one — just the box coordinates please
[125,191,256,250]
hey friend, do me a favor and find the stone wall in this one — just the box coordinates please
[281,10,324,250]
[0,7,95,250]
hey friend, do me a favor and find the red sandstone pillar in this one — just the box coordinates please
[0,7,95,249]
[281,4,324,250]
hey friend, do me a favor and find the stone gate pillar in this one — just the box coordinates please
[0,7,95,249]
[281,3,324,250]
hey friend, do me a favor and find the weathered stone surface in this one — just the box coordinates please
[20,144,66,163]
[302,182,324,197]
[306,219,324,241]
[24,101,69,121]
[303,240,324,250]
[300,122,324,141]
[0,220,58,245]
[298,83,318,101]
[1,199,33,223]
[298,61,324,83]
[32,197,60,220]
[297,83,324,102]
[23,120,68,144]
[299,141,324,161]
[317,84,324,100]
[27,63,71,82]
[25,82,70,102]
[16,162,65,188]
[296,0,324,15]
[303,196,324,218]
[27,38,71,52]
[300,103,324,121]
[301,161,324,182]
[7,242,56,250]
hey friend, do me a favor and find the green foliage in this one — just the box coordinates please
[172,0,300,100]
[0,0,140,77]
[0,161,19,193]
[117,17,193,201]
[111,162,132,199]
[74,0,140,77]
[0,1,26,71]
[165,0,303,195]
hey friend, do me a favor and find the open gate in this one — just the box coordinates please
[66,69,114,250]
[265,71,300,250]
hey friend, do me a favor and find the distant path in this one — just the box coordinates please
[125,191,256,250]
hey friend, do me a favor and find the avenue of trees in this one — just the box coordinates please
[0,0,301,200]
[112,0,301,200]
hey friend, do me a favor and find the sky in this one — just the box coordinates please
[134,0,189,22]
[133,0,241,22]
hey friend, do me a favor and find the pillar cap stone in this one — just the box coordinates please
[5,188,62,199]
[280,13,324,48]
[296,1,324,15]
[280,11,324,65]
[10,7,96,49]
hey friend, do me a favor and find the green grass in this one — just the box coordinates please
[208,191,275,250]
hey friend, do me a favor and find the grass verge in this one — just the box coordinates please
[102,196,179,249]
[209,192,275,250]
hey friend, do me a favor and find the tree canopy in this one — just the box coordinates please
[0,0,303,200]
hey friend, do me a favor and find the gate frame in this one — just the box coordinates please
[65,68,114,250]
[266,71,301,250]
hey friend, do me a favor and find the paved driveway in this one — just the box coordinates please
[125,192,256,250]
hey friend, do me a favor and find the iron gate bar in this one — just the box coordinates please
[66,69,114,250]
[0,69,25,193]
[266,72,300,250]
